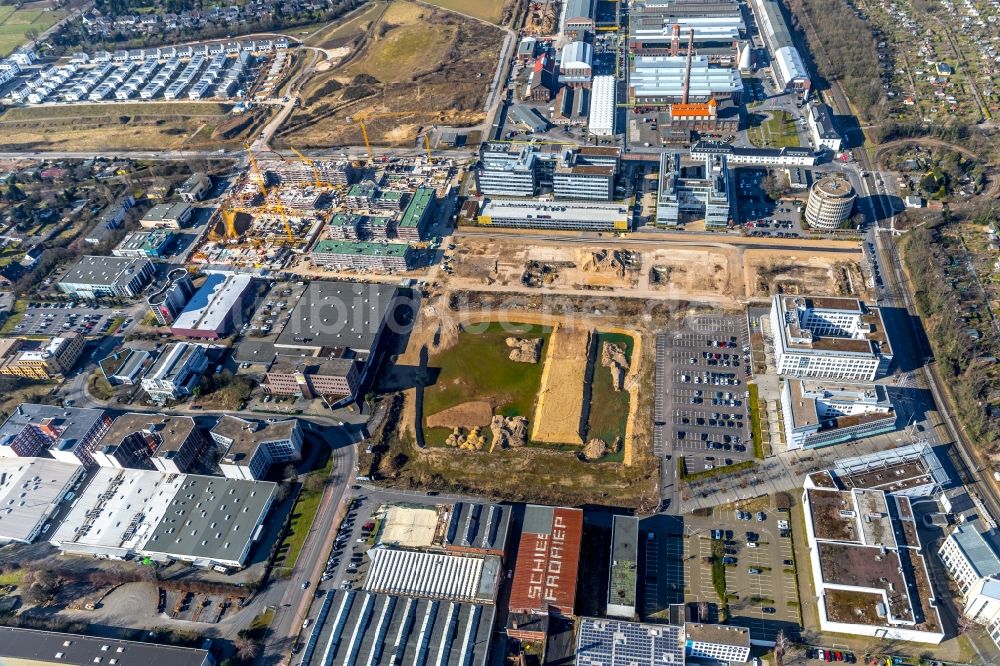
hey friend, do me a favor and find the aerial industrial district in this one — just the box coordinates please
[0,0,997,664]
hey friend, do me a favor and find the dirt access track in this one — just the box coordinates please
[275,0,506,148]
[450,233,869,306]
[531,324,591,445]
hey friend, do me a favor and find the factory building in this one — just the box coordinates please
[141,342,210,403]
[364,548,501,603]
[212,415,302,481]
[299,590,495,666]
[477,199,630,232]
[559,41,593,86]
[0,404,112,467]
[589,75,616,136]
[749,0,810,91]
[93,413,207,474]
[656,151,732,228]
[805,174,856,230]
[562,0,596,39]
[170,270,255,339]
[808,103,842,151]
[630,55,743,105]
[769,295,894,381]
[781,379,897,450]
[508,505,583,618]
[0,457,85,545]
[0,627,215,666]
[51,467,277,569]
[58,255,155,299]
[629,0,744,63]
[0,333,86,380]
[146,267,196,326]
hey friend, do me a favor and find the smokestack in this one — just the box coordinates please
[670,24,681,56]
[682,29,694,104]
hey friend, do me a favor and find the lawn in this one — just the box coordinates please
[0,8,65,57]
[423,322,551,446]
[273,457,332,572]
[748,110,800,148]
[418,0,507,23]
[584,332,635,461]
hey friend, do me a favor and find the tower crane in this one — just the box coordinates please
[244,141,295,243]
[348,110,432,163]
[289,146,325,189]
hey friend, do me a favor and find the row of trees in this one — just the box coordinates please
[786,0,886,123]
[903,210,1000,452]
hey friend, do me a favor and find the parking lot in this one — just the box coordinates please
[658,315,753,475]
[735,167,807,237]
[676,501,802,643]
[12,303,121,337]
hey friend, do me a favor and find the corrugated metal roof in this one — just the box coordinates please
[509,506,583,615]
[364,548,500,602]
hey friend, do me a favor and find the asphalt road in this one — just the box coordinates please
[256,422,359,666]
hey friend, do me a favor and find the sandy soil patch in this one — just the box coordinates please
[426,400,494,429]
[648,248,731,295]
[531,324,592,445]
[743,249,867,299]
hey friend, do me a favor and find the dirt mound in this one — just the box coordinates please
[582,438,607,460]
[211,109,262,140]
[426,401,493,429]
[580,249,629,277]
[490,415,528,450]
[445,426,487,450]
[506,336,543,363]
[602,342,630,391]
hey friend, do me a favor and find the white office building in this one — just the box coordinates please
[769,295,893,381]
[938,524,1000,649]
[808,103,842,151]
[685,623,751,662]
[781,379,896,450]
[140,342,209,403]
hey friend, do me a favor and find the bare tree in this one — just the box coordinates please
[775,629,790,666]
[698,600,709,622]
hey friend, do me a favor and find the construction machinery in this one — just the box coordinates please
[243,141,296,243]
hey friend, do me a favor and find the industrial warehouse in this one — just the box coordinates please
[50,467,278,569]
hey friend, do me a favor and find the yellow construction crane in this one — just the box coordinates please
[423,134,433,163]
[243,142,295,243]
[289,146,325,189]
[220,203,239,240]
[244,141,268,199]
[349,110,429,163]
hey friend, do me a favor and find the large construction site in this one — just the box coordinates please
[447,234,871,305]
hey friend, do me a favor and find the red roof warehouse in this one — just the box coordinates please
[508,505,583,617]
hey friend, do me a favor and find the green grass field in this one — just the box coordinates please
[418,0,507,22]
[0,102,232,122]
[585,332,635,461]
[748,110,800,148]
[273,456,331,572]
[0,7,64,57]
[423,322,552,446]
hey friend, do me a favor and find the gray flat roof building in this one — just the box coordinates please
[274,280,399,358]
[607,515,638,618]
[58,256,155,299]
[577,618,684,666]
[0,627,214,666]
[143,474,276,567]
[444,501,511,556]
